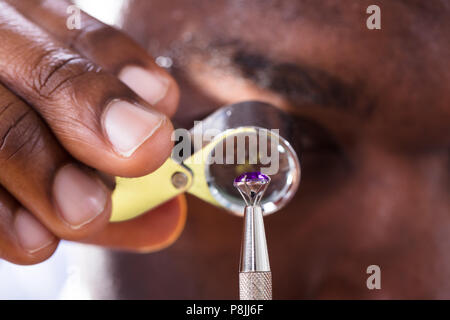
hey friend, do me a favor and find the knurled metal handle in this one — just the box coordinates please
[239,272,272,300]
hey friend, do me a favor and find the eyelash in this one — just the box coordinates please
[290,117,348,182]
[290,117,341,154]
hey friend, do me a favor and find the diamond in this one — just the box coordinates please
[234,172,271,206]
[234,172,270,184]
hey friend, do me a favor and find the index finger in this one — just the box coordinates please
[6,0,179,117]
[0,3,173,177]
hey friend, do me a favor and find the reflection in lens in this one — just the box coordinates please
[206,127,300,216]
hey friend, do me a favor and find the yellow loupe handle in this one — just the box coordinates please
[110,158,193,222]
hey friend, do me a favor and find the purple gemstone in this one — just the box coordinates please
[234,172,270,183]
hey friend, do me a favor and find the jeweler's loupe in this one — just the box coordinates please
[110,101,301,221]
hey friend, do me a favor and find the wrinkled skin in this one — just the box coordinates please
[107,0,450,299]
[0,0,184,266]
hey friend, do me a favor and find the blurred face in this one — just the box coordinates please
[114,0,450,298]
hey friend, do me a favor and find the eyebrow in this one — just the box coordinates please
[230,49,371,116]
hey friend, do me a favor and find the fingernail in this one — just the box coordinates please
[119,66,169,105]
[53,164,108,229]
[103,99,166,157]
[14,209,55,253]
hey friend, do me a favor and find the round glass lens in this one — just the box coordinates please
[206,127,300,216]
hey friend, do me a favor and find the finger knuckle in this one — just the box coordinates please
[30,48,101,100]
[0,100,42,167]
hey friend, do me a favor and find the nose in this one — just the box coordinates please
[325,143,450,264]
[347,146,447,246]
[311,145,450,298]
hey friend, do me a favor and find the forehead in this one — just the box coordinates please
[128,0,449,76]
[125,0,450,148]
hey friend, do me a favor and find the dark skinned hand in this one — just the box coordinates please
[0,0,186,265]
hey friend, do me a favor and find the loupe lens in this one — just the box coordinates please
[205,127,300,216]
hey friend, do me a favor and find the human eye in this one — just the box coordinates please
[292,117,349,188]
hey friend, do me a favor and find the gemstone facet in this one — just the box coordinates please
[234,172,271,206]
[234,172,270,184]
